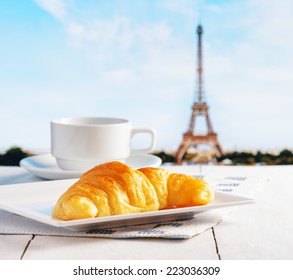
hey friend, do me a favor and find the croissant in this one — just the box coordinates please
[52,161,214,221]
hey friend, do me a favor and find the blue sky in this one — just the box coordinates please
[1,0,293,153]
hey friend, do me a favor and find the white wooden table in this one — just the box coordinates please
[0,164,292,260]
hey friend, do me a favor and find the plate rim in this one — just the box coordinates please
[0,179,254,230]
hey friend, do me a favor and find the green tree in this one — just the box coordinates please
[0,147,32,166]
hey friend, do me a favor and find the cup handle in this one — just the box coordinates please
[130,128,156,154]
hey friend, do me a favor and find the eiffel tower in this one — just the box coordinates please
[175,24,223,164]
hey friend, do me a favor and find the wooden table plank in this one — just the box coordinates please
[22,230,218,260]
[200,165,293,259]
[0,235,33,260]
[0,166,43,185]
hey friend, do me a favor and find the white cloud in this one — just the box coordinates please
[249,0,293,48]
[161,0,198,16]
[204,3,223,14]
[102,68,136,82]
[34,0,67,21]
[56,11,194,94]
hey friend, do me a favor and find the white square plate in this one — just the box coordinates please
[0,179,254,231]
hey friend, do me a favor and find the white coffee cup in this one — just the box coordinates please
[51,117,156,171]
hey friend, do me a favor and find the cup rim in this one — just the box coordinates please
[51,116,130,127]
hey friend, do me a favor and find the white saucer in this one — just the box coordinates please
[20,154,162,180]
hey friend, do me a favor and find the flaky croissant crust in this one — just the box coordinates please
[52,161,214,221]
